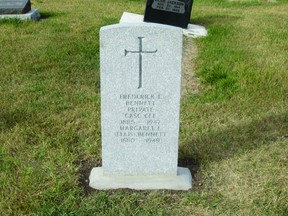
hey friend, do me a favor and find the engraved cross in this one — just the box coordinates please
[125,37,157,89]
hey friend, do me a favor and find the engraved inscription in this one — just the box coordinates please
[125,37,157,89]
[152,0,186,14]
[115,94,167,143]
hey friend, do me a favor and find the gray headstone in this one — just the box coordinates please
[89,23,192,190]
[0,0,31,14]
[0,9,40,21]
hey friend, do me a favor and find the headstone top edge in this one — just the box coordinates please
[100,23,183,33]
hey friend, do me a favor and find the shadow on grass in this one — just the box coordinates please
[191,15,240,27]
[40,11,65,20]
[181,112,288,164]
[0,109,30,132]
[76,97,286,195]
[0,18,27,25]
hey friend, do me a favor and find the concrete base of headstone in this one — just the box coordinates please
[89,167,192,190]
[120,12,207,38]
[0,9,40,21]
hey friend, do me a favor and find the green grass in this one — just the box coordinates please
[1,0,287,215]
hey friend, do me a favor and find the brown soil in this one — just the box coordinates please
[181,36,202,97]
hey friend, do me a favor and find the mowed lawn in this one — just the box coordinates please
[0,0,287,215]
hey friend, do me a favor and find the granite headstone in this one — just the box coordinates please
[89,23,192,190]
[0,0,31,14]
[144,0,193,28]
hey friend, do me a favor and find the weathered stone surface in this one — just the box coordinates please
[0,9,40,21]
[89,23,192,190]
[0,0,31,14]
[99,23,183,176]
[89,167,192,190]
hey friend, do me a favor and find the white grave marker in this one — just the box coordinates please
[89,23,192,190]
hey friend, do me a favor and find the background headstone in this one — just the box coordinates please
[89,23,192,190]
[120,12,208,38]
[144,0,194,28]
[0,0,31,14]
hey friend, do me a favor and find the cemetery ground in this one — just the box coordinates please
[0,0,287,215]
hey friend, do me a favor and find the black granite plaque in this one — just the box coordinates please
[0,0,31,14]
[144,0,193,28]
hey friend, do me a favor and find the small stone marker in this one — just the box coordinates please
[89,23,192,190]
[0,0,40,21]
[144,0,194,28]
[0,0,31,14]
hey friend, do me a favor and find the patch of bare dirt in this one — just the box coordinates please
[181,37,202,98]
[178,157,204,192]
[78,158,101,196]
